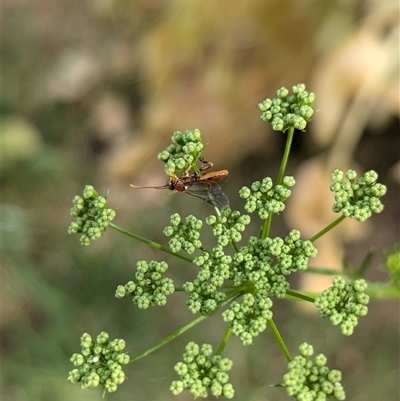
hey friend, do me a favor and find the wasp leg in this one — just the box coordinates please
[199,157,213,172]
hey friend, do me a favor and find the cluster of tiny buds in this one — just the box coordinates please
[184,244,231,315]
[283,342,346,401]
[68,332,129,394]
[205,208,251,246]
[115,260,175,309]
[158,129,204,174]
[68,185,116,246]
[170,342,235,399]
[164,213,203,254]
[258,84,315,132]
[222,293,273,345]
[330,169,386,222]
[239,176,295,219]
[230,230,317,298]
[314,277,369,336]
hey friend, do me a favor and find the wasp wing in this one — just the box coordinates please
[183,182,230,209]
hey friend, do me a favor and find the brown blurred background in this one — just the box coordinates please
[2,1,399,401]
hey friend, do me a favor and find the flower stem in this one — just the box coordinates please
[302,267,346,276]
[128,293,240,364]
[260,214,273,241]
[308,215,346,243]
[286,289,316,303]
[216,327,232,356]
[268,318,292,362]
[128,314,208,364]
[261,126,294,240]
[109,222,193,264]
[276,126,294,186]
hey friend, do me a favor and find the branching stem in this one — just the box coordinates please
[109,222,193,264]
[268,319,292,362]
[308,215,346,243]
[128,292,240,364]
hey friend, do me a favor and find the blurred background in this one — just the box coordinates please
[2,1,399,400]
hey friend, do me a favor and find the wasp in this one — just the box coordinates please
[130,159,229,209]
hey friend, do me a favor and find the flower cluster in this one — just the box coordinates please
[283,342,346,401]
[314,277,369,335]
[258,84,315,132]
[68,185,116,246]
[205,208,251,246]
[170,342,235,399]
[68,332,129,394]
[158,129,205,175]
[184,245,231,314]
[230,230,318,298]
[222,293,273,345]
[239,176,295,219]
[330,169,386,222]
[115,260,175,309]
[164,213,203,254]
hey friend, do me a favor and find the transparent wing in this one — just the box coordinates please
[183,182,230,209]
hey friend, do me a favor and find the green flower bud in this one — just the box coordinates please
[331,169,343,182]
[206,215,217,225]
[163,226,174,236]
[258,99,272,111]
[104,379,118,393]
[158,150,170,161]
[272,117,284,131]
[96,332,109,344]
[170,380,185,395]
[172,131,184,144]
[115,285,126,298]
[175,157,187,170]
[83,185,98,199]
[345,170,357,180]
[299,342,314,357]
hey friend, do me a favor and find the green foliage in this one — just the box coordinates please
[67,84,392,399]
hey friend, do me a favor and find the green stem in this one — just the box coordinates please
[128,314,208,364]
[261,127,294,240]
[302,267,348,276]
[261,214,273,241]
[355,250,373,278]
[276,126,295,186]
[128,292,240,364]
[109,222,193,264]
[268,318,292,362]
[308,215,346,243]
[216,327,232,356]
[286,289,316,303]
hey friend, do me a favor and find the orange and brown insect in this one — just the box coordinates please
[130,160,229,208]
